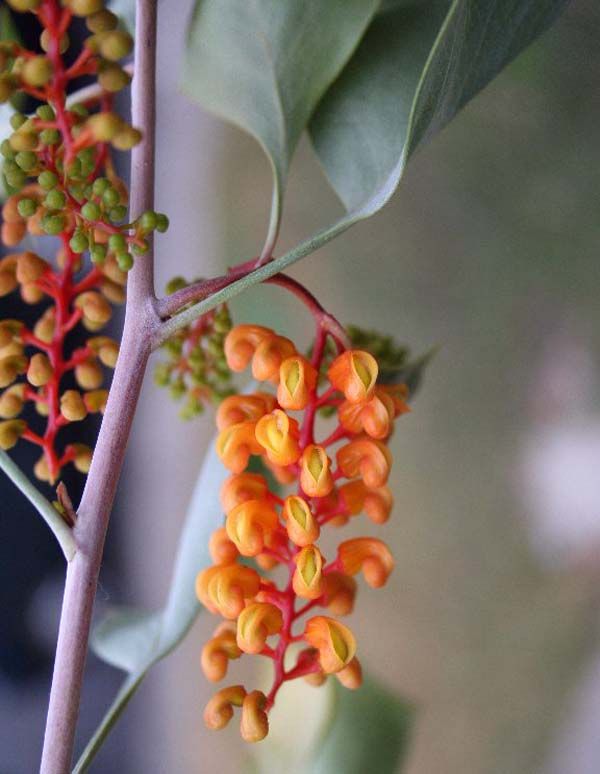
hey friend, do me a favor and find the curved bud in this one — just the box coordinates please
[15,251,47,284]
[226,499,279,556]
[277,355,317,410]
[216,421,262,473]
[0,384,25,419]
[75,359,104,390]
[336,437,392,488]
[237,602,283,654]
[255,409,301,467]
[220,472,269,513]
[216,393,275,431]
[33,308,54,343]
[75,291,112,326]
[335,657,362,690]
[300,445,334,498]
[0,418,26,450]
[209,527,239,565]
[196,564,260,619]
[338,389,395,440]
[204,685,246,731]
[283,495,320,546]
[304,616,356,674]
[240,690,269,743]
[224,325,273,372]
[339,480,394,524]
[338,538,394,588]
[252,334,296,383]
[60,390,87,422]
[0,354,26,387]
[322,572,357,616]
[293,545,324,600]
[201,621,241,682]
[328,350,378,403]
[27,352,53,387]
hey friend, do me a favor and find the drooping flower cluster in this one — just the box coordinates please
[154,277,234,419]
[197,323,410,742]
[0,0,168,482]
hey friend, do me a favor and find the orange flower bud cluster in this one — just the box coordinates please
[0,2,168,482]
[198,324,408,741]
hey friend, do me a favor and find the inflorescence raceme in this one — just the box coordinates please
[197,323,410,742]
[0,0,168,482]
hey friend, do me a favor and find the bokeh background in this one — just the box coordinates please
[3,0,600,772]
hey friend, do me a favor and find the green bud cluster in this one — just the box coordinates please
[155,280,234,419]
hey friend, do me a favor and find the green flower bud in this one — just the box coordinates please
[10,113,26,131]
[0,75,15,105]
[99,30,133,61]
[132,240,149,255]
[108,232,126,252]
[40,128,60,146]
[70,103,89,118]
[81,201,101,221]
[139,210,158,232]
[38,170,58,189]
[165,276,187,294]
[111,126,142,151]
[22,56,53,87]
[36,104,55,121]
[102,186,120,207]
[44,189,66,210]
[116,251,133,272]
[0,140,15,159]
[108,205,127,223]
[17,198,37,217]
[90,244,107,264]
[15,151,37,171]
[42,213,66,235]
[86,10,118,33]
[40,30,69,54]
[69,230,88,254]
[155,213,169,233]
[86,112,123,142]
[5,167,26,188]
[92,177,110,196]
[98,63,131,93]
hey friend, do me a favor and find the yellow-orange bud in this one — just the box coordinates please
[216,393,275,431]
[293,545,324,600]
[240,690,269,743]
[20,282,44,305]
[201,622,242,682]
[15,252,48,284]
[328,350,378,404]
[220,472,269,513]
[83,389,108,413]
[60,390,87,422]
[251,334,296,383]
[33,309,55,343]
[236,602,283,654]
[338,479,394,524]
[75,291,112,326]
[304,616,356,674]
[335,656,362,690]
[0,319,22,349]
[1,221,26,247]
[204,685,246,731]
[75,359,104,390]
[0,384,25,419]
[338,388,396,440]
[27,352,53,387]
[196,564,260,619]
[224,325,273,372]
[216,421,262,474]
[322,571,357,616]
[225,499,279,557]
[0,419,26,450]
[33,454,51,482]
[277,355,317,410]
[338,538,394,588]
[87,336,119,368]
[209,527,239,565]
[336,437,392,488]
[300,445,334,498]
[0,354,27,387]
[282,495,320,546]
[255,409,301,467]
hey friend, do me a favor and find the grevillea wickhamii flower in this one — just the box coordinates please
[0,0,168,482]
[197,323,410,742]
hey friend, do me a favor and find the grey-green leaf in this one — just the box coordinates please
[310,0,569,215]
[74,440,227,772]
[182,0,379,260]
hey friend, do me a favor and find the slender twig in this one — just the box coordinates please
[0,451,76,561]
[39,3,159,772]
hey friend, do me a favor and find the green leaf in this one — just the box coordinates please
[74,440,228,772]
[182,0,379,260]
[161,0,568,344]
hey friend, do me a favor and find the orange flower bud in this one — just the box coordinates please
[224,324,273,372]
[220,472,269,513]
[236,602,283,654]
[255,409,301,466]
[304,670,327,687]
[293,545,324,600]
[209,527,239,565]
[83,389,108,414]
[69,443,93,473]
[0,354,27,388]
[339,480,393,524]
[1,221,26,247]
[226,499,279,556]
[87,336,119,368]
[304,616,356,674]
[0,319,22,349]
[60,390,87,422]
[216,393,275,431]
[75,291,112,326]
[15,252,48,284]
[196,564,261,619]
[34,454,51,483]
[322,571,357,616]
[328,350,378,404]
[33,308,55,343]
[0,419,26,450]
[252,334,296,383]
[27,352,53,387]
[336,657,362,690]
[255,553,279,571]
[75,359,104,390]
[282,495,320,546]
[277,355,317,410]
[338,538,394,588]
[20,282,45,305]
[204,685,247,730]
[201,622,242,682]
[240,690,269,743]
[380,383,410,417]
[300,445,334,498]
[336,437,392,488]
[0,384,25,419]
[338,388,396,440]
[216,421,262,473]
